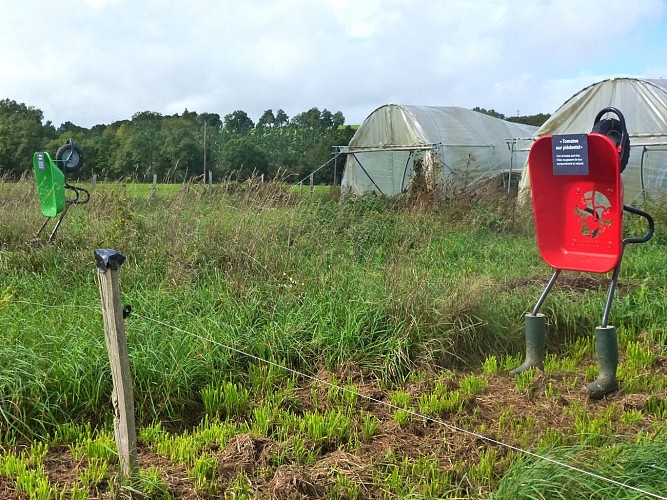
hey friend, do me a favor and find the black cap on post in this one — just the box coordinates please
[95,249,126,273]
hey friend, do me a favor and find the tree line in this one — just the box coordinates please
[0,98,356,184]
[472,107,550,127]
[0,98,550,184]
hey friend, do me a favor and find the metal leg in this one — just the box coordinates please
[47,203,71,243]
[599,205,655,328]
[510,270,561,377]
[601,261,623,328]
[35,216,52,238]
[532,269,561,316]
[39,184,90,243]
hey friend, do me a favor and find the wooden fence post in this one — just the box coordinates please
[309,173,314,193]
[91,174,97,191]
[94,249,139,481]
[333,147,338,187]
[152,174,158,198]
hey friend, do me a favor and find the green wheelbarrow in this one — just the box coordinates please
[33,139,89,242]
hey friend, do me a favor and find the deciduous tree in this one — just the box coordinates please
[223,110,255,135]
[0,99,45,177]
[218,137,269,180]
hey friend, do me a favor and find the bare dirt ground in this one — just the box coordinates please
[3,355,664,500]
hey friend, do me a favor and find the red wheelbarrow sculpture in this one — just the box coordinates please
[511,108,654,398]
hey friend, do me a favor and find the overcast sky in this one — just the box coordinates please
[1,0,666,128]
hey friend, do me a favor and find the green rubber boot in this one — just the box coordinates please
[510,314,546,376]
[586,326,619,399]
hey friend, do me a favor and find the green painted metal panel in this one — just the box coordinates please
[33,152,65,217]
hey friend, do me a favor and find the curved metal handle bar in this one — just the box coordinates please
[73,186,90,205]
[622,204,654,245]
[64,183,91,205]
[601,204,655,327]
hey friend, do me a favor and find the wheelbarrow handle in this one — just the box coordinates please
[64,183,91,205]
[622,204,654,245]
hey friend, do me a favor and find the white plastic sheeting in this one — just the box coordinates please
[518,78,667,203]
[341,105,538,197]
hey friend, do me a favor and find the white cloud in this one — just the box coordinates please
[81,0,120,10]
[325,0,405,38]
[0,0,665,127]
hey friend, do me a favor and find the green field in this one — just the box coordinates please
[1,179,666,498]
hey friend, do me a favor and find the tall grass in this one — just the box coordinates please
[494,440,667,499]
[1,177,665,441]
[2,177,667,497]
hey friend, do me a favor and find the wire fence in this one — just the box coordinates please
[5,297,667,499]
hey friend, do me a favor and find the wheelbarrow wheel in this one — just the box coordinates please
[591,118,630,173]
[55,143,85,173]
